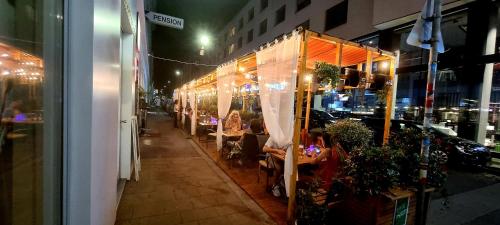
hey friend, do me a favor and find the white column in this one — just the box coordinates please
[477,10,498,144]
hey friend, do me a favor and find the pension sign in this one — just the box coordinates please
[145,11,183,30]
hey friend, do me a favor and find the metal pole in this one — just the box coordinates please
[417,0,441,224]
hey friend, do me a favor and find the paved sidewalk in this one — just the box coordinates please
[428,183,500,225]
[115,116,275,225]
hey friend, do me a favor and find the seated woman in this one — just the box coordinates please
[307,136,348,190]
[308,130,326,149]
[225,110,242,132]
[227,119,261,161]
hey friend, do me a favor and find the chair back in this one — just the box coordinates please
[241,133,260,161]
[256,134,269,152]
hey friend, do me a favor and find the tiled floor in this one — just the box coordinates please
[115,116,275,225]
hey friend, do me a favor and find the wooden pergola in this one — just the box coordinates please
[179,29,397,224]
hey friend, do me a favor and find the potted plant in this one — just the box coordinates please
[374,84,390,118]
[388,127,448,189]
[325,119,373,152]
[314,62,341,91]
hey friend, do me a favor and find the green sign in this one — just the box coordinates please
[393,197,410,225]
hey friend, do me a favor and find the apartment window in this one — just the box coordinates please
[296,19,310,30]
[238,18,244,31]
[261,0,268,12]
[248,8,255,21]
[259,19,267,35]
[296,0,311,12]
[247,29,254,43]
[325,0,348,31]
[275,5,286,26]
[229,44,235,55]
[237,37,243,49]
[224,47,228,58]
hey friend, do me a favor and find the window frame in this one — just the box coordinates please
[324,0,349,31]
[248,7,255,22]
[261,0,268,12]
[296,0,311,12]
[247,29,254,43]
[259,19,268,35]
[275,5,286,26]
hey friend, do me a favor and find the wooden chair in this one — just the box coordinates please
[230,133,259,168]
[258,156,275,191]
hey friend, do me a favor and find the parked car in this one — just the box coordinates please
[361,118,491,168]
[307,109,337,130]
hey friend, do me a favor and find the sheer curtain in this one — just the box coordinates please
[181,88,187,126]
[216,61,237,150]
[188,90,197,135]
[257,31,301,196]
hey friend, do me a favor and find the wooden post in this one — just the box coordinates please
[366,51,373,81]
[335,43,343,66]
[304,79,312,130]
[287,30,309,224]
[383,58,396,144]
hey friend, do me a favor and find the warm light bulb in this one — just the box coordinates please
[304,74,312,82]
[381,61,389,69]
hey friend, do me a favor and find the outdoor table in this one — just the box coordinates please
[208,130,244,138]
[270,148,326,165]
[208,130,244,160]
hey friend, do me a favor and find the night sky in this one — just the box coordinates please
[148,0,249,94]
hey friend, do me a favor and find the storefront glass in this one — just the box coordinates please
[0,0,63,224]
[395,6,499,147]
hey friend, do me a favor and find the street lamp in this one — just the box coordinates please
[199,34,210,56]
[175,70,181,76]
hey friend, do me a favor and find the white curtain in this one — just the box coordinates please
[181,88,187,125]
[188,90,197,136]
[216,61,237,150]
[257,31,302,196]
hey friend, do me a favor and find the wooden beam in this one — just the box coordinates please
[287,30,309,224]
[335,43,343,66]
[383,58,396,145]
[304,80,312,130]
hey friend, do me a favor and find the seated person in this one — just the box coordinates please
[309,130,326,149]
[306,136,348,190]
[227,119,261,160]
[225,110,242,132]
[262,137,288,196]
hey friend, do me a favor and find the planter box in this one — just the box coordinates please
[332,188,430,225]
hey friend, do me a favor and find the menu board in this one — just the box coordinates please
[393,197,410,225]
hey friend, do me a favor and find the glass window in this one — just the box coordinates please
[247,29,254,43]
[248,8,254,22]
[275,5,286,26]
[324,0,348,31]
[237,37,243,49]
[259,19,267,35]
[261,0,268,12]
[296,0,311,12]
[0,0,63,225]
[238,18,244,31]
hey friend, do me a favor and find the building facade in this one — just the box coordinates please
[215,0,500,147]
[0,0,150,224]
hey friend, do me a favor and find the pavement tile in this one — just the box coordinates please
[115,117,274,225]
